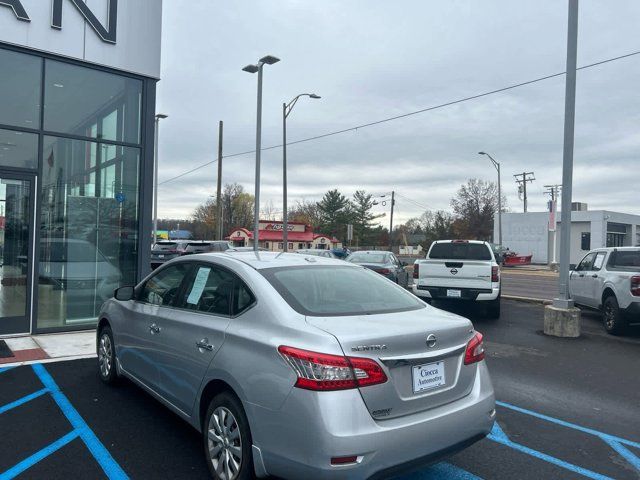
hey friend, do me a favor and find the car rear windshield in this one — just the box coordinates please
[429,242,492,261]
[608,250,640,271]
[347,253,387,264]
[153,242,179,251]
[261,266,424,316]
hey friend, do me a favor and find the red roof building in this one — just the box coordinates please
[226,220,341,252]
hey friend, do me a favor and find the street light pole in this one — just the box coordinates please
[479,152,502,246]
[243,55,280,252]
[153,113,168,242]
[282,93,320,252]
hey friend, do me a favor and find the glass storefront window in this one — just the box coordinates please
[38,136,140,329]
[0,129,38,169]
[0,49,42,129]
[44,60,142,145]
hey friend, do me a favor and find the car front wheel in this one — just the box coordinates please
[204,392,254,480]
[603,295,626,335]
[97,326,118,384]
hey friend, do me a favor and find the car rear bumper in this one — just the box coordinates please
[412,284,500,301]
[249,362,495,479]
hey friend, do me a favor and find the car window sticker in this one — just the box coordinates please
[187,267,211,305]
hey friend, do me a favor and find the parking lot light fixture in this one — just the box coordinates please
[282,93,321,251]
[243,55,280,252]
[479,151,502,247]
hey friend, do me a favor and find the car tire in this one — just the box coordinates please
[603,295,626,335]
[204,392,254,480]
[97,326,119,384]
[486,297,501,319]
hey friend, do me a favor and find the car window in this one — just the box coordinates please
[141,263,192,306]
[429,242,492,260]
[261,266,424,316]
[180,265,235,316]
[233,280,256,315]
[592,252,607,271]
[347,253,387,264]
[576,253,596,271]
[607,250,640,271]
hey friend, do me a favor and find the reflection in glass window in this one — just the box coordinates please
[44,60,142,144]
[0,49,41,128]
[37,136,140,328]
[142,264,191,306]
[0,129,38,169]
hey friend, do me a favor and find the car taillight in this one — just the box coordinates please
[492,266,500,283]
[413,263,419,279]
[631,276,640,297]
[375,268,390,274]
[464,332,485,365]
[278,346,387,391]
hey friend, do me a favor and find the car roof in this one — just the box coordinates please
[591,247,640,252]
[432,240,487,245]
[198,251,352,270]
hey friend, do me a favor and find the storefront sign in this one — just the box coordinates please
[264,223,294,231]
[1,0,118,43]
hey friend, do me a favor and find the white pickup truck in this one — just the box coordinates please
[412,240,501,318]
[569,247,640,334]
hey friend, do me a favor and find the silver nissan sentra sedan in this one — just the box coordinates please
[96,252,495,480]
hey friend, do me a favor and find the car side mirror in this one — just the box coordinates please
[114,286,135,301]
[569,264,577,271]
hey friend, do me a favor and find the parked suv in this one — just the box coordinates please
[150,240,189,270]
[569,247,640,334]
[413,240,501,318]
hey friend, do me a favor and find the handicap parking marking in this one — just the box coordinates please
[489,401,640,479]
[0,366,16,375]
[0,364,129,480]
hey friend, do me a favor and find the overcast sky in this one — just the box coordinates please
[156,0,640,226]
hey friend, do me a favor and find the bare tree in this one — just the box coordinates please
[450,179,506,241]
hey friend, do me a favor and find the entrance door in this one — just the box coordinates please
[0,173,35,335]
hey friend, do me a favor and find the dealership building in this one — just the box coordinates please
[496,204,640,265]
[0,0,162,335]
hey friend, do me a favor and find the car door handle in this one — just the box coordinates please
[196,339,214,352]
[591,274,598,278]
[149,323,161,334]
[578,274,585,277]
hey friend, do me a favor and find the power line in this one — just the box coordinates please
[395,193,432,211]
[159,49,640,187]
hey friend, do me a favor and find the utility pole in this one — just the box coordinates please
[389,191,395,252]
[216,121,223,241]
[544,184,561,265]
[514,172,535,212]
[545,0,580,337]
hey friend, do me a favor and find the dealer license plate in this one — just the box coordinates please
[412,361,446,393]
[158,254,165,259]
[446,289,461,298]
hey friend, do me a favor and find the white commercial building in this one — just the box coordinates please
[495,206,640,265]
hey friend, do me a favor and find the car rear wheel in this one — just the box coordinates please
[603,295,626,335]
[97,326,118,384]
[204,392,254,480]
[486,297,501,319]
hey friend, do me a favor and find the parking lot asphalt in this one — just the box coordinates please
[500,270,558,301]
[1,300,639,480]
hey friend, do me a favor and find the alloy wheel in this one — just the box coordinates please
[604,304,615,330]
[208,406,242,480]
[98,334,112,377]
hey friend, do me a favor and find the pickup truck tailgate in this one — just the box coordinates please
[417,259,493,289]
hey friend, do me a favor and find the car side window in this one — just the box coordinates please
[140,263,192,306]
[576,253,596,271]
[233,279,256,316]
[592,252,606,271]
[181,264,235,316]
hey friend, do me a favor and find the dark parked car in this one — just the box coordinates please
[150,241,188,270]
[346,250,410,287]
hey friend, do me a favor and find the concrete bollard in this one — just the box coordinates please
[543,305,581,337]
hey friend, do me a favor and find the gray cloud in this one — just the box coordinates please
[156,0,640,224]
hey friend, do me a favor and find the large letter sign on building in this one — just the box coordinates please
[1,0,118,43]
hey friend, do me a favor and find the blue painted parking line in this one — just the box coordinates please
[0,431,79,480]
[0,388,48,415]
[0,364,129,480]
[0,366,16,374]
[491,401,640,478]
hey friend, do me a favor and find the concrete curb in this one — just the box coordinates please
[503,295,553,305]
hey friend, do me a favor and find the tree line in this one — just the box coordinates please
[159,178,505,249]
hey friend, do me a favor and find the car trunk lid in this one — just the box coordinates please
[306,308,478,419]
